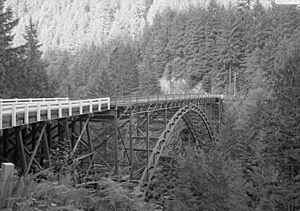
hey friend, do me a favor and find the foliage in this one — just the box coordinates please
[23,18,50,97]
[0,175,154,211]
[166,146,248,211]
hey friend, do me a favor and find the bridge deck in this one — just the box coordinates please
[0,94,223,129]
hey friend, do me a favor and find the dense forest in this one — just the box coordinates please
[0,0,299,210]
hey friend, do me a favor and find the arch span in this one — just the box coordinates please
[139,104,216,187]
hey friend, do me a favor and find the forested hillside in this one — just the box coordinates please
[3,0,273,97]
[0,0,299,210]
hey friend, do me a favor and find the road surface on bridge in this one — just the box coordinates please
[0,94,223,129]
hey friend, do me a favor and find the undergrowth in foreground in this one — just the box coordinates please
[0,175,154,211]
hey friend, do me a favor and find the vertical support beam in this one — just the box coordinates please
[31,123,37,151]
[2,129,8,158]
[42,126,50,168]
[229,63,232,95]
[0,103,2,130]
[211,99,213,124]
[65,119,72,151]
[16,128,27,173]
[58,120,64,143]
[71,120,75,149]
[164,109,168,130]
[79,119,83,153]
[146,112,149,182]
[86,121,93,154]
[114,106,119,175]
[218,100,222,134]
[46,123,51,149]
[129,108,133,180]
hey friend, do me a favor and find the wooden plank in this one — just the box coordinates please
[16,129,27,173]
[42,127,50,168]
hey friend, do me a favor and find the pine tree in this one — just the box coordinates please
[269,31,300,210]
[0,0,25,97]
[108,42,139,95]
[23,18,49,97]
[88,69,113,98]
[138,23,160,94]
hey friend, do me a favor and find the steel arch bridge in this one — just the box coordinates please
[0,94,223,189]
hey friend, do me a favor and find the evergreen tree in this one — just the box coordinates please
[0,0,25,97]
[23,18,49,97]
[108,42,139,95]
[269,31,300,210]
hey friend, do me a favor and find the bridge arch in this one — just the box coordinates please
[139,104,216,187]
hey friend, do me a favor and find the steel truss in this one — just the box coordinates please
[96,97,222,187]
[0,95,222,190]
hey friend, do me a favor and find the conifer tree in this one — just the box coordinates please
[269,31,300,210]
[0,0,24,97]
[23,18,49,97]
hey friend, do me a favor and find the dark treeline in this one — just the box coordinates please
[0,0,299,210]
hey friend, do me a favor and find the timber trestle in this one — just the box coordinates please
[0,94,223,190]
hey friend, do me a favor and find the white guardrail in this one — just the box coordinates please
[0,97,69,104]
[0,98,110,129]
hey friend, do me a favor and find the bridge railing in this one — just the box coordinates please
[0,98,110,129]
[0,94,224,129]
[112,94,224,106]
[0,97,69,104]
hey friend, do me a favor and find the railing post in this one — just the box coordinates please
[47,102,51,120]
[12,104,16,127]
[58,102,62,118]
[98,99,102,111]
[89,100,93,113]
[37,103,41,121]
[79,101,83,114]
[0,103,2,129]
[25,103,29,124]
[69,101,72,116]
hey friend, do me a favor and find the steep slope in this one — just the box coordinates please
[5,0,271,52]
